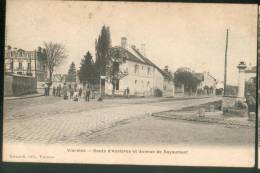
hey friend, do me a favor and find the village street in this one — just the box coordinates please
[3,96,254,146]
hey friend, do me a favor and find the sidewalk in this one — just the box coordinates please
[4,92,219,102]
[4,93,43,101]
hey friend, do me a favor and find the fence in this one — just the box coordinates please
[4,74,37,96]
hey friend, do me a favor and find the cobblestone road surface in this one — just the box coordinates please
[4,96,221,144]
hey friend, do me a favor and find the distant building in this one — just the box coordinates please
[173,67,217,96]
[105,37,174,97]
[244,65,256,97]
[177,67,194,73]
[53,74,66,83]
[161,66,175,97]
[4,45,48,82]
[245,65,256,83]
[194,72,217,95]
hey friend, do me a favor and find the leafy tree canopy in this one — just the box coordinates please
[95,25,111,76]
[79,51,97,84]
[174,70,200,90]
[67,62,77,82]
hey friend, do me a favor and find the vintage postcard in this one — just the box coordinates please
[3,0,257,167]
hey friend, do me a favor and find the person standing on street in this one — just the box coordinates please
[246,92,256,115]
[43,83,45,96]
[126,87,130,98]
[69,84,73,100]
[79,87,82,99]
[58,84,62,97]
[53,85,56,96]
[85,85,90,102]
[63,83,68,100]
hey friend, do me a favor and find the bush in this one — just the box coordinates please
[154,88,163,97]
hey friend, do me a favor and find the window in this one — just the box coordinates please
[125,67,128,73]
[115,80,119,90]
[134,64,139,74]
[135,80,137,84]
[27,63,31,71]
[10,61,13,71]
[19,62,22,69]
[43,65,46,71]
[147,67,151,75]
[113,62,119,73]
[163,85,166,90]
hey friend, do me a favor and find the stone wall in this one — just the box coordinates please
[4,74,37,96]
[222,96,238,108]
[4,75,13,97]
[222,96,247,117]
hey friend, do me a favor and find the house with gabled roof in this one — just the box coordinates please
[104,37,174,97]
[194,71,217,95]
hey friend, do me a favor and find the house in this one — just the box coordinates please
[194,72,217,95]
[52,74,66,85]
[161,66,175,97]
[245,65,256,83]
[173,67,217,96]
[104,37,174,97]
[244,65,256,97]
[4,45,48,82]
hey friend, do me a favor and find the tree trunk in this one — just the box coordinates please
[189,88,192,96]
[49,70,53,87]
[112,81,115,96]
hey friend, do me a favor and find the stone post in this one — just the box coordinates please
[237,61,247,98]
[172,83,175,97]
[181,84,184,95]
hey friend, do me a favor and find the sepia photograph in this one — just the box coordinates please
[2,0,257,167]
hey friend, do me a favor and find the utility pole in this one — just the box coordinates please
[223,29,229,96]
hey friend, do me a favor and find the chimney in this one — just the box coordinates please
[140,44,146,56]
[121,37,127,49]
[131,45,136,49]
[164,66,169,72]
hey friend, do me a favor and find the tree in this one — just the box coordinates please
[67,62,77,82]
[95,25,111,76]
[174,70,200,95]
[106,47,128,95]
[79,51,97,84]
[43,42,67,84]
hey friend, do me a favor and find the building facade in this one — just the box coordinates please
[245,65,256,82]
[4,46,48,82]
[105,37,174,97]
[195,72,217,95]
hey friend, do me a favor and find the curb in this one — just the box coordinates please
[4,94,44,101]
[152,113,255,127]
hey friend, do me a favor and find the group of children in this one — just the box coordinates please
[47,83,92,102]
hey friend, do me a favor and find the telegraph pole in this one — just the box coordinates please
[223,29,229,96]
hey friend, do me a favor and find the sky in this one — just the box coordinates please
[6,0,258,85]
